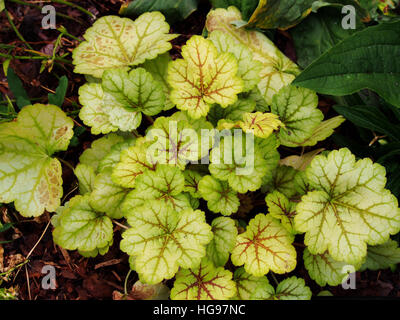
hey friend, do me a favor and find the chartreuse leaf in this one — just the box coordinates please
[231,214,296,276]
[209,132,269,193]
[198,175,240,216]
[72,13,177,78]
[0,104,73,217]
[98,138,136,173]
[207,217,238,267]
[112,137,157,188]
[265,191,298,235]
[89,168,130,219]
[295,148,400,265]
[264,165,299,198]
[298,116,345,147]
[246,0,314,30]
[145,116,201,168]
[183,170,204,198]
[208,99,256,126]
[252,276,312,300]
[78,83,118,135]
[270,85,323,147]
[74,164,96,195]
[360,239,400,271]
[233,267,272,300]
[53,195,113,255]
[239,112,282,138]
[168,35,244,119]
[141,53,174,111]
[80,133,125,173]
[303,248,359,286]
[206,7,300,105]
[209,30,262,92]
[293,21,400,108]
[120,200,213,284]
[255,135,280,185]
[122,165,191,212]
[101,68,165,131]
[171,258,236,300]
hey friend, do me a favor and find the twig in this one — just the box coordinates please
[25,264,32,300]
[113,220,129,230]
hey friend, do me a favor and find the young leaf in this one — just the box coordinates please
[0,104,73,217]
[74,163,96,195]
[231,214,297,276]
[265,191,297,234]
[168,35,244,119]
[303,248,359,286]
[209,133,269,193]
[80,133,125,173]
[252,276,312,300]
[360,239,400,271]
[6,68,31,109]
[98,138,136,173]
[53,195,113,254]
[122,165,191,212]
[145,116,201,168]
[101,68,165,131]
[246,0,314,30]
[293,21,400,108]
[78,83,118,135]
[120,200,213,284]
[295,148,400,265]
[112,138,157,188]
[198,175,240,215]
[207,217,238,267]
[209,30,262,92]
[239,112,282,138]
[208,98,256,126]
[48,76,68,107]
[233,267,272,300]
[270,85,323,147]
[206,7,300,105]
[297,116,345,147]
[89,168,130,219]
[141,53,174,111]
[170,258,236,300]
[73,13,177,78]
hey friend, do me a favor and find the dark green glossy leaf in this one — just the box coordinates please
[120,0,198,23]
[293,21,400,108]
[291,8,362,68]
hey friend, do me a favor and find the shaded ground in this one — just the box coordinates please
[0,0,399,300]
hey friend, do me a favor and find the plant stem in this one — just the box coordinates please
[4,9,33,50]
[270,273,279,286]
[49,0,95,19]
[57,158,75,171]
[124,269,132,296]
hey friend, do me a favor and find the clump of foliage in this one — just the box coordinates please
[1,4,400,301]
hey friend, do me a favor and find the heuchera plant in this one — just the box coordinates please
[1,7,400,300]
